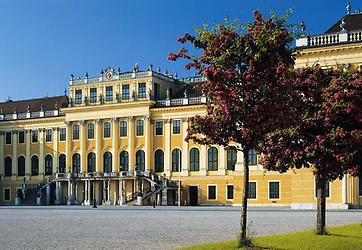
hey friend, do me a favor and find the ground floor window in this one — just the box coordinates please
[3,188,10,201]
[227,185,233,200]
[208,185,216,200]
[248,182,257,199]
[269,181,280,199]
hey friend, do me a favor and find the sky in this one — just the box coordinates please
[0,0,355,102]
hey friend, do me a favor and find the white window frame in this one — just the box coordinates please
[119,120,128,137]
[31,130,39,144]
[155,120,163,136]
[45,129,52,143]
[135,119,144,137]
[3,188,11,202]
[268,180,281,201]
[226,184,234,201]
[172,119,181,135]
[207,184,217,201]
[247,181,258,200]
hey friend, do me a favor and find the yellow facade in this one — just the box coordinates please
[0,14,361,208]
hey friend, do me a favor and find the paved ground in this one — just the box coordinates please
[0,206,361,250]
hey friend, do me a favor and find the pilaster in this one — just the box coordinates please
[144,115,151,171]
[181,119,189,176]
[25,130,31,178]
[218,145,226,175]
[53,128,59,173]
[164,119,171,177]
[65,122,72,172]
[11,131,18,180]
[112,118,119,172]
[199,145,207,176]
[80,120,87,173]
[95,119,102,172]
[235,148,244,172]
[128,116,135,171]
[39,129,45,177]
[0,131,4,178]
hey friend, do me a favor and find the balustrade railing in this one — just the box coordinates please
[296,30,362,47]
[0,109,63,122]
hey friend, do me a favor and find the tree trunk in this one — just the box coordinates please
[316,175,326,235]
[238,148,250,247]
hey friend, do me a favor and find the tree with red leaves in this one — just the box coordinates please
[260,66,362,235]
[169,11,300,246]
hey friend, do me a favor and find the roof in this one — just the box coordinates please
[0,95,68,115]
[325,13,362,34]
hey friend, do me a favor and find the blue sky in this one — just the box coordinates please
[0,0,354,101]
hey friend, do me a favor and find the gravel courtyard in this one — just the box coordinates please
[0,206,361,250]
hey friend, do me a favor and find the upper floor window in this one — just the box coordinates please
[227,149,237,171]
[172,148,182,172]
[18,131,25,144]
[32,130,38,143]
[87,123,94,139]
[75,89,82,104]
[90,88,97,103]
[190,148,200,171]
[103,122,111,138]
[173,120,181,134]
[5,132,11,144]
[155,121,163,136]
[45,129,52,142]
[208,147,218,171]
[105,86,113,102]
[120,121,127,137]
[60,128,66,141]
[72,125,79,140]
[122,84,130,100]
[138,83,146,98]
[249,148,257,165]
[136,120,144,136]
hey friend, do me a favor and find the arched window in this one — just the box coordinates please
[5,156,12,177]
[87,152,96,172]
[45,155,53,175]
[172,149,182,172]
[103,152,112,173]
[72,153,81,173]
[31,155,39,176]
[154,149,164,172]
[190,148,199,171]
[59,154,66,173]
[135,150,145,171]
[208,147,218,171]
[120,151,129,171]
[18,156,25,177]
[227,149,237,171]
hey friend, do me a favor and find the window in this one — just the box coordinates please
[87,152,96,172]
[32,130,38,143]
[31,155,39,176]
[5,132,11,144]
[315,179,330,198]
[5,156,12,176]
[72,125,79,140]
[155,121,163,135]
[87,123,94,139]
[208,185,216,200]
[120,121,127,137]
[248,182,257,199]
[45,155,53,175]
[172,149,182,172]
[138,82,146,98]
[105,86,113,102]
[103,122,111,138]
[103,152,112,173]
[172,120,181,134]
[136,150,145,171]
[122,84,130,100]
[72,153,81,173]
[75,89,82,104]
[208,147,218,171]
[154,149,164,172]
[227,149,237,171]
[4,188,10,201]
[269,181,280,199]
[18,131,25,144]
[190,148,200,171]
[45,129,52,142]
[18,156,25,177]
[227,185,234,200]
[249,149,257,165]
[359,172,362,196]
[120,151,129,171]
[136,120,144,136]
[90,88,97,103]
[60,128,66,141]
[59,154,66,173]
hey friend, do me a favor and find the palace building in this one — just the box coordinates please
[0,10,361,208]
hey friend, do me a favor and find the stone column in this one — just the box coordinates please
[218,146,226,175]
[144,115,151,172]
[55,181,62,205]
[0,132,4,178]
[80,120,86,173]
[112,118,119,172]
[25,130,31,178]
[67,180,72,205]
[65,122,72,173]
[199,145,207,176]
[128,116,135,171]
[74,181,78,205]
[53,128,59,174]
[88,180,91,205]
[39,129,45,178]
[181,119,189,176]
[119,179,125,205]
[102,180,106,203]
[12,131,18,180]
[95,119,102,172]
[164,119,171,177]
[107,180,110,203]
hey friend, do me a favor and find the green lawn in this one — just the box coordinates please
[178,223,362,250]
